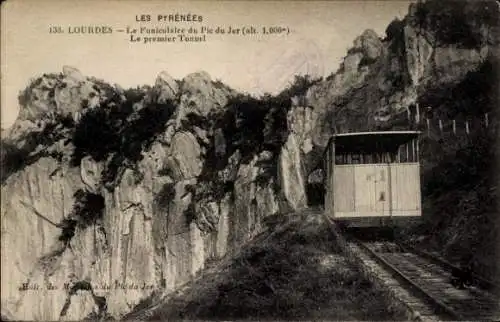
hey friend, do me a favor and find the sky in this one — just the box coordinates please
[1,0,412,129]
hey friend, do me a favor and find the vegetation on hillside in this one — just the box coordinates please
[408,54,499,279]
[416,129,497,278]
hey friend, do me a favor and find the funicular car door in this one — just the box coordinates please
[354,162,390,217]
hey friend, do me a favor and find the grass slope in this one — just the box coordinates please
[135,212,405,321]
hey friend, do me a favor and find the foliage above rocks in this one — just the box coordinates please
[409,0,498,48]
[71,88,176,188]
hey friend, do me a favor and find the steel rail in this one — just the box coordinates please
[399,243,499,292]
[355,240,464,320]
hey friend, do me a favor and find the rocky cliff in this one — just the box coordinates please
[1,65,311,320]
[299,1,498,146]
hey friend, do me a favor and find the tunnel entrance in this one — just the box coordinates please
[306,168,325,207]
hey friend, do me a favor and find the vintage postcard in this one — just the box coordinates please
[1,0,499,320]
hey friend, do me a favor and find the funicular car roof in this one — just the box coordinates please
[329,131,421,153]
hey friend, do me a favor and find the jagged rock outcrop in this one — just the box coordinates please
[166,131,203,180]
[154,71,179,103]
[173,71,234,129]
[277,98,320,209]
[279,135,307,210]
[17,66,119,126]
[354,29,384,61]
[3,67,125,166]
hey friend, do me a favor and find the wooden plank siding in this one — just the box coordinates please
[390,163,421,213]
[334,165,355,212]
[331,163,421,218]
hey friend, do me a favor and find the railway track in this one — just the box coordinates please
[401,243,500,292]
[350,237,500,320]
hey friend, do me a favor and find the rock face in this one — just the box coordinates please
[166,131,203,180]
[154,71,179,103]
[278,99,319,209]
[1,67,283,321]
[279,135,307,210]
[1,158,88,321]
[353,29,384,61]
[174,71,234,129]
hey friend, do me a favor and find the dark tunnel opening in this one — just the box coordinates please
[306,168,325,207]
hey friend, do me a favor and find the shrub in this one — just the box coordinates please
[385,18,404,41]
[1,142,30,183]
[184,203,196,225]
[359,56,378,68]
[58,189,105,244]
[1,114,75,184]
[71,189,105,229]
[58,218,78,244]
[181,112,210,132]
[155,183,176,211]
[412,0,493,48]
[123,101,176,161]
[71,106,123,164]
[419,56,498,118]
[158,166,174,177]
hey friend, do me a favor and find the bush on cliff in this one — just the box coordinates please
[1,114,75,184]
[59,189,105,244]
[1,141,29,183]
[155,182,176,212]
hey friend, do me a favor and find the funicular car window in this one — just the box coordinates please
[334,151,400,165]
